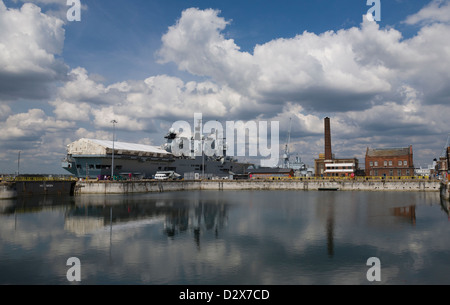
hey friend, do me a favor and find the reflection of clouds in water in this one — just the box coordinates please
[0,210,66,251]
[0,190,449,284]
[65,217,165,236]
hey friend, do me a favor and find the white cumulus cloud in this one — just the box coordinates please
[0,0,68,100]
[404,0,450,25]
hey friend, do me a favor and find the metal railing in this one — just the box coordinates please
[249,175,439,182]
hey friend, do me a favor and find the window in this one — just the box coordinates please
[374,161,378,166]
[389,161,393,166]
[384,161,387,166]
[398,161,402,166]
[397,169,402,176]
[370,162,373,167]
[374,170,378,176]
[389,169,393,176]
[406,169,410,176]
[404,161,408,166]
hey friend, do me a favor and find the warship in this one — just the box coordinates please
[62,128,252,179]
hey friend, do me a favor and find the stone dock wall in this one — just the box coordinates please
[75,179,442,195]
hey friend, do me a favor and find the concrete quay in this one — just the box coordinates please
[74,179,442,195]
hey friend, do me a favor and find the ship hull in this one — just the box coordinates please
[15,180,77,196]
[62,155,250,179]
[1,180,76,197]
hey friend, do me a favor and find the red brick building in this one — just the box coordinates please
[247,168,294,179]
[436,146,450,178]
[314,117,360,177]
[365,146,414,177]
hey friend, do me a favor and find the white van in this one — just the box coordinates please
[154,173,169,180]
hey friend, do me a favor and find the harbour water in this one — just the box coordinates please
[0,190,449,285]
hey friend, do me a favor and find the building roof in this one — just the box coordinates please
[366,147,412,157]
[67,138,170,156]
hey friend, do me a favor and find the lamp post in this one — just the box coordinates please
[111,120,117,179]
[17,151,21,177]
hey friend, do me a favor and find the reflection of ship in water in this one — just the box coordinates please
[63,198,229,243]
[164,200,228,248]
[0,195,75,215]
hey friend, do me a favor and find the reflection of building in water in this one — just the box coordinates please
[315,194,336,258]
[326,206,334,258]
[390,206,416,225]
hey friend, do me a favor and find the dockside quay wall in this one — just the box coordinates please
[74,179,442,195]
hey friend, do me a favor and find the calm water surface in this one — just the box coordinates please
[0,190,449,285]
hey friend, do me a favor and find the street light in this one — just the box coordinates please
[17,151,21,177]
[111,119,118,179]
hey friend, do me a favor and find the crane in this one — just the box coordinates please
[441,133,450,158]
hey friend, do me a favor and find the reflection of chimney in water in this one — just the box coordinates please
[324,117,332,160]
[327,216,334,257]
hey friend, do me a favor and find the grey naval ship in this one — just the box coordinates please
[62,128,252,179]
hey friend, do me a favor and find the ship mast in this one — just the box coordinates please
[283,118,292,169]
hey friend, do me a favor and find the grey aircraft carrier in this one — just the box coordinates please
[62,128,252,179]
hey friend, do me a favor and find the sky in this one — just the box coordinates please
[1,0,450,174]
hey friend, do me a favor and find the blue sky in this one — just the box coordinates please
[62,0,427,83]
[1,0,450,174]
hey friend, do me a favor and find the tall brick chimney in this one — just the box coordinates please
[324,117,332,160]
